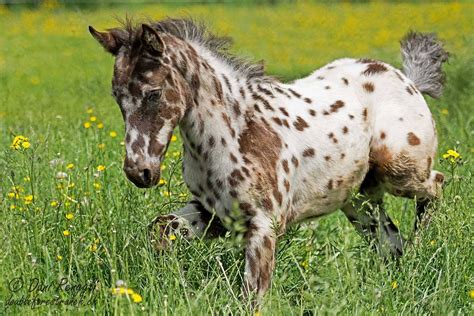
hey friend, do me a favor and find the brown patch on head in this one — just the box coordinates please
[380,131,386,139]
[362,82,375,93]
[407,132,421,145]
[362,63,388,75]
[293,116,309,131]
[302,147,315,157]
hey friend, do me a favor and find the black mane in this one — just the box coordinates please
[121,18,266,80]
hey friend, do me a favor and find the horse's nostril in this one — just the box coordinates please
[142,168,152,184]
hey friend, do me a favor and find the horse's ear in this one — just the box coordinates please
[89,26,126,55]
[141,24,165,55]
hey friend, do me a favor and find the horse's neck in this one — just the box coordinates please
[178,45,266,153]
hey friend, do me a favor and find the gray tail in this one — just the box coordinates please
[400,31,449,99]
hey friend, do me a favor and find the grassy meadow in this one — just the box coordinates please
[0,2,473,315]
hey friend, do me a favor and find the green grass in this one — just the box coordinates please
[0,2,473,315]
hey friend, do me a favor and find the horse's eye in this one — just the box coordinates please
[146,89,162,103]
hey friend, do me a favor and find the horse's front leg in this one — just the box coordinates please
[243,213,277,299]
[148,199,227,252]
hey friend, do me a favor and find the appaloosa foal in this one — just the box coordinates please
[89,19,448,298]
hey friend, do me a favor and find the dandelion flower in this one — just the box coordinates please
[171,135,177,142]
[90,116,97,122]
[86,108,94,114]
[169,234,176,241]
[50,201,58,207]
[391,280,398,289]
[97,122,104,129]
[11,135,29,150]
[442,149,461,163]
[93,182,102,190]
[23,176,31,182]
[300,260,309,270]
[441,109,449,115]
[65,213,74,220]
[430,240,436,246]
[469,290,474,299]
[56,255,63,261]
[7,192,16,199]
[66,163,74,169]
[98,143,105,150]
[131,293,143,303]
[159,179,166,185]
[109,131,117,138]
[97,165,106,172]
[83,122,91,129]
[63,230,71,237]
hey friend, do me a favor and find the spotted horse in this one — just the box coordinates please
[89,19,448,299]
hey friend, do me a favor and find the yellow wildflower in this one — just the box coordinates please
[23,195,34,205]
[97,122,104,129]
[66,163,74,169]
[56,255,63,261]
[391,280,398,289]
[131,293,143,303]
[160,165,166,171]
[65,213,74,220]
[7,192,16,199]
[254,311,262,316]
[11,135,29,150]
[169,234,177,241]
[441,109,449,115]
[93,182,102,190]
[86,108,94,114]
[442,149,461,163]
[50,201,58,207]
[159,179,166,185]
[63,230,71,237]
[171,135,178,142]
[89,116,97,122]
[83,122,91,129]
[163,191,170,197]
[89,243,98,252]
[24,176,31,182]
[109,131,117,138]
[68,183,75,189]
[98,143,105,150]
[97,165,106,172]
[10,205,16,210]
[430,240,436,246]
[469,290,474,299]
[300,260,309,270]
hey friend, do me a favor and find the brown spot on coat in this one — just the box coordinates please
[407,132,421,145]
[342,126,349,134]
[282,160,289,173]
[363,63,388,75]
[330,100,345,113]
[309,109,316,116]
[362,82,375,93]
[294,116,309,131]
[303,148,315,157]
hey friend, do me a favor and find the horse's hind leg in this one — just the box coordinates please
[149,199,226,252]
[342,170,405,257]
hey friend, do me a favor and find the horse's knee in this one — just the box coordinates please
[148,214,191,252]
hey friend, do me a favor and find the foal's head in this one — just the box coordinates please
[90,24,191,188]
